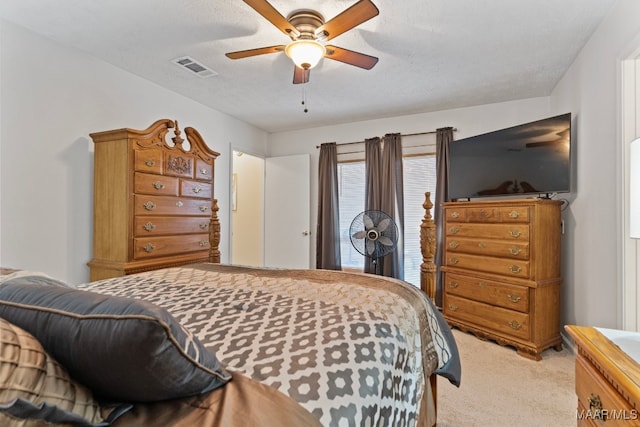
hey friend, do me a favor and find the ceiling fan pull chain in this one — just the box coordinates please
[302,85,309,113]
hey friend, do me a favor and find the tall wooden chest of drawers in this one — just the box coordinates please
[441,198,563,360]
[88,119,220,281]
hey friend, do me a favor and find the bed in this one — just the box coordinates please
[0,197,459,427]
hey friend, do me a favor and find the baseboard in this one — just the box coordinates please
[560,329,576,355]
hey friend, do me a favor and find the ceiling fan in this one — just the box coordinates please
[225,0,380,84]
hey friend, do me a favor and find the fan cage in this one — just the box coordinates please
[349,210,398,260]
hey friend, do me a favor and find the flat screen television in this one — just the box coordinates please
[447,113,572,201]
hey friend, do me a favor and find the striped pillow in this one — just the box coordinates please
[0,317,130,426]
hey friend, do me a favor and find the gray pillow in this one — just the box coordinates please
[0,282,231,402]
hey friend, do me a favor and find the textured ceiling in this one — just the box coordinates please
[0,0,616,133]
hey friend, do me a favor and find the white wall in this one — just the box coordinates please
[550,0,640,329]
[0,20,268,284]
[268,96,551,267]
[231,152,264,267]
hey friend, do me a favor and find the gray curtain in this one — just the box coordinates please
[364,137,382,274]
[316,142,342,270]
[380,133,404,279]
[364,135,404,279]
[434,127,454,307]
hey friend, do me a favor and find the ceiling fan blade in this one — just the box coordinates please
[325,45,378,70]
[242,0,300,38]
[225,45,285,59]
[293,66,310,84]
[316,0,379,41]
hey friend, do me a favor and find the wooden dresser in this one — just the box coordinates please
[441,198,563,360]
[565,325,640,426]
[88,119,220,281]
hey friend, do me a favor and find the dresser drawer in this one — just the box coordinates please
[445,253,530,278]
[445,207,501,222]
[575,355,636,426]
[444,273,529,313]
[134,195,211,216]
[135,172,179,196]
[133,234,210,259]
[134,216,209,236]
[444,294,530,340]
[445,208,469,222]
[195,158,213,181]
[446,223,529,241]
[445,206,530,223]
[446,236,529,259]
[181,179,212,199]
[135,148,163,174]
[165,153,195,178]
[499,206,529,223]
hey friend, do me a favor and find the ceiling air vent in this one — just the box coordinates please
[172,56,218,78]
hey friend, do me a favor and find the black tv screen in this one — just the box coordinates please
[448,113,572,200]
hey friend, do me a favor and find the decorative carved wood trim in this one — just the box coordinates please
[420,192,437,301]
[209,199,221,263]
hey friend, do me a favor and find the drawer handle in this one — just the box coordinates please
[199,206,209,212]
[448,304,458,312]
[509,230,522,238]
[145,159,155,167]
[143,243,155,253]
[509,247,521,256]
[176,201,184,207]
[509,265,522,274]
[588,394,603,413]
[143,222,156,232]
[153,181,165,190]
[478,242,487,248]
[508,210,520,219]
[449,281,459,289]
[508,320,522,330]
[192,187,202,194]
[449,227,460,235]
[451,211,460,219]
[143,201,156,211]
[200,168,209,175]
[507,294,521,303]
[449,257,459,265]
[449,241,459,249]
[199,240,208,247]
[199,223,208,230]
[479,281,487,288]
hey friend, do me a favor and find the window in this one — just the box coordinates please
[338,162,365,270]
[337,155,437,287]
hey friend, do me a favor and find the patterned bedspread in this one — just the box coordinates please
[79,264,460,426]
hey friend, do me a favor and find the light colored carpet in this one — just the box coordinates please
[437,329,576,427]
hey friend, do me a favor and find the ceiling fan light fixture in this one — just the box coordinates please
[285,40,326,70]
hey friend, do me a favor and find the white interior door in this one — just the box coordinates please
[264,154,311,268]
